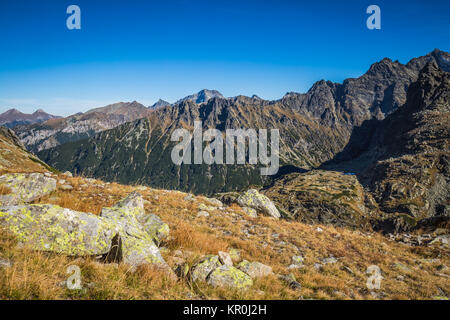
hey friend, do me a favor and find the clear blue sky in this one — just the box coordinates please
[0,0,449,116]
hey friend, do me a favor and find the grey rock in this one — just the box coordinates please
[191,255,222,282]
[218,251,233,266]
[206,265,253,289]
[237,189,280,219]
[237,260,273,278]
[0,173,56,206]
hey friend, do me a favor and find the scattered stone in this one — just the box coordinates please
[392,262,411,272]
[236,189,280,219]
[322,256,338,264]
[279,273,301,290]
[191,255,222,282]
[58,179,66,184]
[206,265,253,289]
[316,227,323,232]
[237,260,273,278]
[60,184,73,191]
[218,251,233,266]
[63,171,73,177]
[184,194,195,201]
[292,255,304,266]
[205,198,223,207]
[314,263,324,271]
[0,173,56,206]
[396,275,405,281]
[197,211,210,218]
[44,172,52,177]
[198,203,216,212]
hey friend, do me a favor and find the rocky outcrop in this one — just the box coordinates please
[264,170,379,228]
[325,62,450,232]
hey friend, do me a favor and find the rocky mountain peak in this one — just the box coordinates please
[177,89,224,104]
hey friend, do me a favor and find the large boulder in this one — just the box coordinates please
[206,265,253,289]
[0,173,56,206]
[237,189,280,219]
[0,204,117,256]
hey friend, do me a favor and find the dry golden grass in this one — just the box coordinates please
[1,173,449,300]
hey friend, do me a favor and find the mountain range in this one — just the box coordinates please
[0,108,60,128]
[4,49,449,232]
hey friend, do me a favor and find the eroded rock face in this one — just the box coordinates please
[0,173,56,206]
[206,265,253,289]
[237,189,280,219]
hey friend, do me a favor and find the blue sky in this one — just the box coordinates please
[0,0,449,116]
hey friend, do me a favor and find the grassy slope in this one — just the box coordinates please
[0,173,448,300]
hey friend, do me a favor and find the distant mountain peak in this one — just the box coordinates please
[177,89,224,104]
[150,99,171,109]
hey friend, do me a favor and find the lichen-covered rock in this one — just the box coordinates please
[288,255,304,269]
[242,206,257,218]
[0,173,56,206]
[138,213,169,246]
[206,265,253,289]
[111,191,145,219]
[237,189,280,219]
[191,255,222,282]
[0,204,118,256]
[237,260,273,278]
[100,207,167,270]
